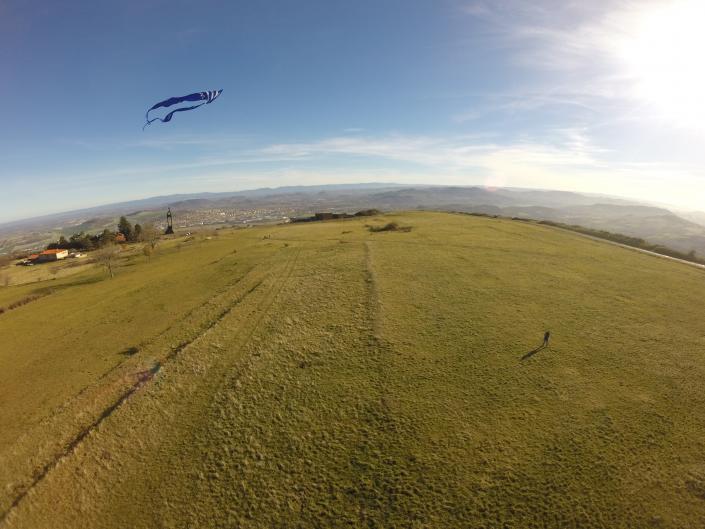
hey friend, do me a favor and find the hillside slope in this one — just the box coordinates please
[489,204,705,256]
[1,212,705,528]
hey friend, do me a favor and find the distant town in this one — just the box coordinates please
[0,204,301,258]
[163,206,293,230]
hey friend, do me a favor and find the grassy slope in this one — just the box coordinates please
[0,237,243,450]
[0,259,96,288]
[1,212,705,528]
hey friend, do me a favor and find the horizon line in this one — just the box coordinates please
[0,181,688,228]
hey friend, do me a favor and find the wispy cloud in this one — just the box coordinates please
[261,132,602,170]
[5,129,705,222]
[58,134,255,151]
[453,0,705,177]
[257,132,705,207]
[30,132,619,190]
[457,1,665,97]
[57,129,703,197]
[133,134,254,150]
[452,91,605,123]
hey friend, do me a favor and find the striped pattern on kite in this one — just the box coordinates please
[143,89,223,129]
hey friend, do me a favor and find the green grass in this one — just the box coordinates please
[0,257,96,289]
[1,212,705,528]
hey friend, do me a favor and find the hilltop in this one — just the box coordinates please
[4,184,705,259]
[1,211,705,528]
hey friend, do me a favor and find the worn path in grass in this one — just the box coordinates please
[2,212,705,528]
[0,233,278,516]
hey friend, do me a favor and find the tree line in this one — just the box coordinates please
[461,212,705,266]
[537,220,705,265]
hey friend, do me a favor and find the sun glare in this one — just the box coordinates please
[617,0,705,129]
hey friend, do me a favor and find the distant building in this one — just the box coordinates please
[115,233,127,243]
[36,249,69,262]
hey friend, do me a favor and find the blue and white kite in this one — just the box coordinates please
[143,89,222,129]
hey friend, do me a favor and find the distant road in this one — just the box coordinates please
[544,223,705,271]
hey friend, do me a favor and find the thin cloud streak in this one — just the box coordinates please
[29,132,705,209]
[3,130,704,223]
[261,133,603,170]
[259,133,705,208]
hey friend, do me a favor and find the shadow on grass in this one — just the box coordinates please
[119,346,139,357]
[521,344,548,361]
[36,274,105,293]
[3,275,106,312]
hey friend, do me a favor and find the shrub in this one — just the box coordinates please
[355,209,382,217]
[368,222,412,233]
[5,293,44,311]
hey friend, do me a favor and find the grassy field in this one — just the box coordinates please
[0,257,96,288]
[1,211,704,528]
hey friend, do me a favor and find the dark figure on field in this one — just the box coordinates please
[520,331,552,360]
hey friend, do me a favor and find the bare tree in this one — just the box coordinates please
[94,245,119,279]
[140,223,160,250]
[142,244,154,260]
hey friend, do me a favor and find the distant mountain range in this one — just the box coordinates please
[2,183,705,257]
[0,183,404,230]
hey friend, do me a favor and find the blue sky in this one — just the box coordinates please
[2,0,705,222]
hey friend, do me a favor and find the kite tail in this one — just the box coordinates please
[143,103,206,130]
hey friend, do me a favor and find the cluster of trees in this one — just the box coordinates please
[46,217,159,251]
[47,230,119,251]
[117,216,156,244]
[37,216,163,280]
